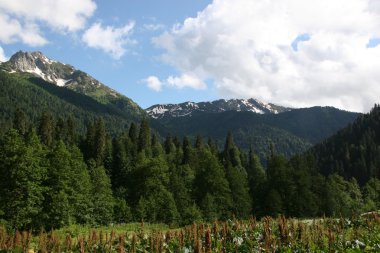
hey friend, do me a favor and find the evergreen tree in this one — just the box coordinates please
[222,133,251,218]
[114,197,132,223]
[38,111,55,146]
[247,147,266,216]
[169,164,200,225]
[44,141,92,228]
[152,134,164,158]
[266,150,294,214]
[164,135,176,154]
[182,136,193,165]
[0,129,46,229]
[195,135,204,149]
[194,148,233,220]
[138,119,151,153]
[69,146,93,224]
[110,138,129,194]
[134,157,179,224]
[44,141,73,228]
[264,189,283,217]
[94,118,107,166]
[362,177,380,211]
[324,174,364,217]
[128,122,138,143]
[13,108,27,136]
[66,116,76,145]
[89,161,114,225]
[84,118,107,165]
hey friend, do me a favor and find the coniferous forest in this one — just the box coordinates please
[1,106,380,231]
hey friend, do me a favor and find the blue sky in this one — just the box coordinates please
[0,0,214,108]
[1,0,380,112]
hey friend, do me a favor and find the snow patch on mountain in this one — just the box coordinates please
[146,98,292,119]
[56,78,71,87]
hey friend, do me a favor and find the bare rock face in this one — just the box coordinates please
[1,51,122,99]
[6,51,83,87]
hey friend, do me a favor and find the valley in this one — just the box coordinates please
[0,51,379,253]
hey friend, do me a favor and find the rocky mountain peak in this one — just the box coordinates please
[1,51,122,99]
[146,98,292,119]
[3,51,76,87]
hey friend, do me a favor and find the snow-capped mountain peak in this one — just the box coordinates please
[146,98,291,119]
[0,51,120,99]
[3,51,70,84]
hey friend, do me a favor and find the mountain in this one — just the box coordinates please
[146,98,291,119]
[153,107,360,159]
[0,51,145,121]
[309,104,380,185]
[0,51,148,135]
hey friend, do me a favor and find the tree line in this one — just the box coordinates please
[0,109,379,230]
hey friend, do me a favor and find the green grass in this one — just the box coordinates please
[52,222,170,239]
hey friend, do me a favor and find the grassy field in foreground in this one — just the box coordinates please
[1,214,380,252]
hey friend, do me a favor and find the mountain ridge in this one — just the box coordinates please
[0,51,145,120]
[146,98,291,119]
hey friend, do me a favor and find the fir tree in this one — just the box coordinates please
[0,129,46,229]
[89,161,114,225]
[38,111,54,146]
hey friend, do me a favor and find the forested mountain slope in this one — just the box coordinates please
[0,71,143,135]
[154,107,359,159]
[310,104,380,185]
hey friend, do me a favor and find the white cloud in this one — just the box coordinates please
[167,74,207,90]
[0,0,96,46]
[0,46,7,62]
[154,0,380,112]
[0,0,96,31]
[82,22,136,60]
[143,74,206,91]
[0,13,47,46]
[144,76,162,91]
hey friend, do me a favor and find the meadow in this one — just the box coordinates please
[1,213,380,253]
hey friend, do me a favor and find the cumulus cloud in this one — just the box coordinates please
[167,74,207,89]
[0,46,7,62]
[0,14,47,46]
[143,73,206,91]
[144,76,162,91]
[153,0,380,112]
[0,0,96,46]
[82,22,136,60]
